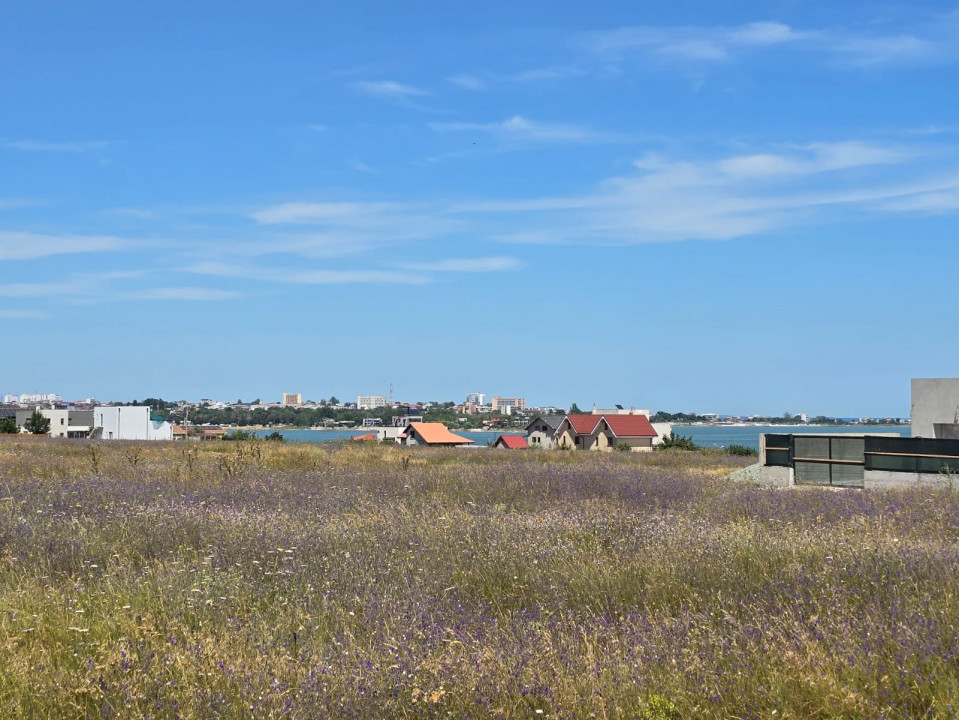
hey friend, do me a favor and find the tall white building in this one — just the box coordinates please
[5,393,62,405]
[357,395,388,411]
[465,392,485,405]
[94,407,173,441]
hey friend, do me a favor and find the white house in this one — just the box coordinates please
[94,406,173,441]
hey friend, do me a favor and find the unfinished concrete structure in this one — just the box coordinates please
[911,378,959,439]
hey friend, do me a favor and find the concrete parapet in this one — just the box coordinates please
[864,470,956,490]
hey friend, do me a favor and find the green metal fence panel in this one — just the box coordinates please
[764,435,792,467]
[867,454,917,473]
[794,436,830,460]
[831,437,865,462]
[831,463,865,487]
[795,461,831,485]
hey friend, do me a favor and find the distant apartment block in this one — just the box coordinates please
[465,392,485,405]
[357,395,388,411]
[491,396,525,412]
[591,404,651,417]
[282,393,303,406]
[4,393,61,405]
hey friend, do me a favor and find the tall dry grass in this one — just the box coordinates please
[0,437,954,718]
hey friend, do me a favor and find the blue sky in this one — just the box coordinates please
[2,0,958,415]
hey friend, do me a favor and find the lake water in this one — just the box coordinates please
[677,425,909,451]
[254,425,908,451]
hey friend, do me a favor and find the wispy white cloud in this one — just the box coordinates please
[585,17,952,67]
[397,256,525,272]
[185,261,429,286]
[1,138,122,153]
[586,21,807,61]
[446,67,585,91]
[0,231,126,260]
[349,159,377,173]
[101,207,158,220]
[447,74,486,91]
[250,201,402,225]
[0,271,144,304]
[442,139,959,245]
[129,287,241,301]
[0,309,46,319]
[354,80,427,98]
[0,198,41,210]
[717,141,909,178]
[238,201,462,260]
[505,67,586,83]
[430,115,626,144]
[833,34,932,67]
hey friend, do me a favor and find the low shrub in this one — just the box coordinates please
[657,432,699,451]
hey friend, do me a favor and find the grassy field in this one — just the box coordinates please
[1,438,957,719]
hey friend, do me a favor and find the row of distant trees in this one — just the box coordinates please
[121,399,528,429]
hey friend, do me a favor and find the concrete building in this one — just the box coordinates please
[491,396,525,412]
[94,406,173,441]
[5,393,62,405]
[911,378,959,439]
[282,393,302,406]
[357,395,388,411]
[12,408,93,438]
[591,404,651,417]
[16,408,68,437]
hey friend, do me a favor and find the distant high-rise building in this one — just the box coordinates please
[8,393,62,405]
[491,396,525,412]
[465,391,485,406]
[282,393,303,406]
[357,395,388,411]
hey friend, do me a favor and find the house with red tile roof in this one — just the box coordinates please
[554,413,659,452]
[399,422,474,447]
[493,434,529,449]
[596,414,658,452]
[554,414,604,450]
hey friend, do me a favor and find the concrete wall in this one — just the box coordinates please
[911,378,959,439]
[726,463,793,487]
[651,423,672,446]
[864,470,955,490]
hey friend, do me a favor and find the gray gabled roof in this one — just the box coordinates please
[526,415,565,433]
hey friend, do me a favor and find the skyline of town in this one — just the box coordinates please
[0,387,912,421]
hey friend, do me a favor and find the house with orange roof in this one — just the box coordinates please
[399,422,474,447]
